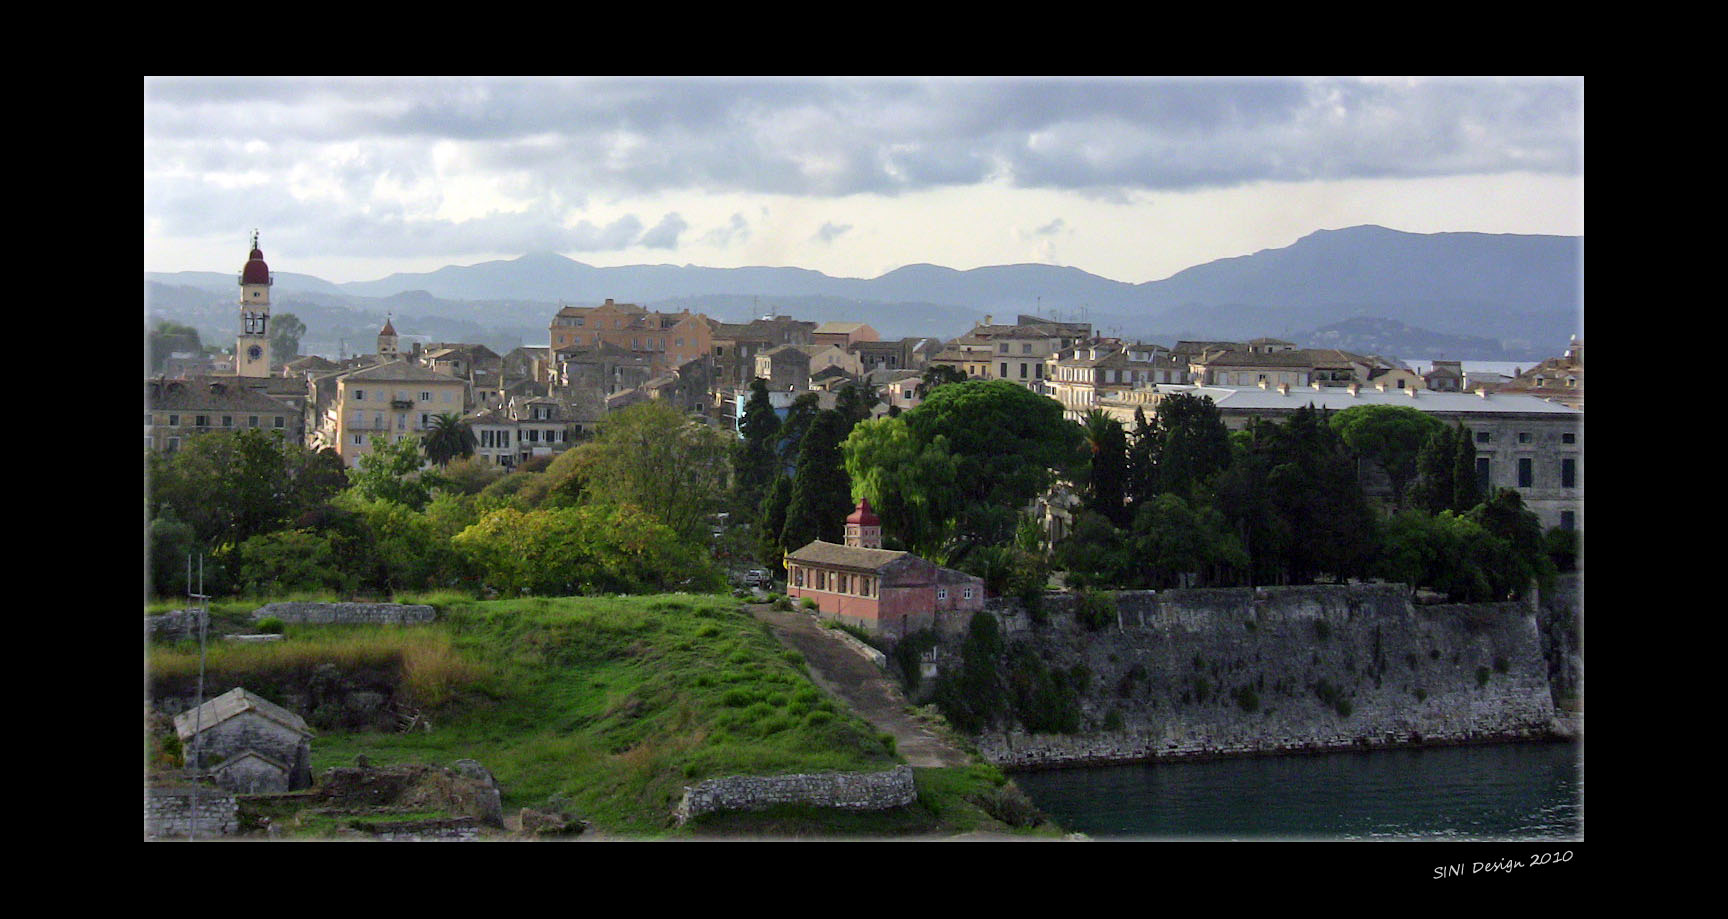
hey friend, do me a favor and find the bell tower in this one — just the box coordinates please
[378,314,400,363]
[236,230,273,377]
[844,498,882,549]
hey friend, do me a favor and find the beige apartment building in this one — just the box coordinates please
[311,360,468,467]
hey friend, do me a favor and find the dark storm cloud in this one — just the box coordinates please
[145,77,1581,264]
[148,76,1582,198]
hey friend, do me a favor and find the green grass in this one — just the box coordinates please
[161,592,912,836]
[148,591,1062,838]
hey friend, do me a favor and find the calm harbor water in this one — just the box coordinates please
[1012,741,1582,841]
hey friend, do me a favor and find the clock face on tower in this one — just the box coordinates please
[248,345,263,360]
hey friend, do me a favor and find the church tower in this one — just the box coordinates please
[377,314,400,363]
[844,498,882,549]
[236,231,273,377]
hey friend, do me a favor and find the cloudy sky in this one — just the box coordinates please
[143,76,1583,285]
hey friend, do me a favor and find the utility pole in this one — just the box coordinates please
[187,554,211,840]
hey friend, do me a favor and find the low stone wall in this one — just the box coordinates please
[367,817,481,841]
[250,602,437,626]
[674,765,917,824]
[145,787,238,838]
[145,609,204,642]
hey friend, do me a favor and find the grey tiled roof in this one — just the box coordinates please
[338,360,464,384]
[785,540,910,571]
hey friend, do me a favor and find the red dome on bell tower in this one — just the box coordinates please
[846,498,879,526]
[239,231,272,286]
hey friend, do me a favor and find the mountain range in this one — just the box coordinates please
[144,224,1583,364]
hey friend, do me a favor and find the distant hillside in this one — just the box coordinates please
[145,225,1583,362]
[1287,317,1516,364]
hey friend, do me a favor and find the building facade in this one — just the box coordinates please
[310,360,468,466]
[784,500,986,638]
[146,377,300,453]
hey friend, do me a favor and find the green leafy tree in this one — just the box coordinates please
[570,399,732,543]
[1129,493,1249,589]
[453,504,720,596]
[421,413,477,467]
[237,529,352,596]
[147,321,204,374]
[1378,510,1500,601]
[918,364,968,397]
[1053,510,1131,589]
[147,429,348,591]
[843,417,961,559]
[1468,488,1556,596]
[1328,404,1445,511]
[436,454,506,496]
[347,433,436,511]
[894,380,1082,551]
[268,313,306,361]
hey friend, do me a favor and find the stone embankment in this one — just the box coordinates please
[674,765,917,825]
[928,583,1571,770]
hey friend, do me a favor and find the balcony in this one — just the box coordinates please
[390,399,415,410]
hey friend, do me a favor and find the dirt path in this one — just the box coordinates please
[749,606,972,769]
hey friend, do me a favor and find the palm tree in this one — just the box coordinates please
[422,413,477,467]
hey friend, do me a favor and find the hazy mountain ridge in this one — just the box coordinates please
[144,225,1583,362]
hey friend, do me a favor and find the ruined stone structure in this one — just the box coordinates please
[674,765,917,824]
[175,687,314,792]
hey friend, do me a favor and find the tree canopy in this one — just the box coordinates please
[845,380,1080,558]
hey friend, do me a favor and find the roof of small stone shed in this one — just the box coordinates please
[174,687,313,740]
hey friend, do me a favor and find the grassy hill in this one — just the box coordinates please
[146,592,1051,839]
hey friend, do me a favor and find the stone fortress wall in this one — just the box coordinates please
[928,582,1571,769]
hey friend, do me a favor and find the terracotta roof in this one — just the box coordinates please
[846,499,879,526]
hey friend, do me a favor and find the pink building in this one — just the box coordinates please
[784,500,985,639]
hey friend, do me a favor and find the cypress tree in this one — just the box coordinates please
[734,379,781,520]
[780,409,855,551]
[1451,421,1481,512]
[1410,423,1457,514]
